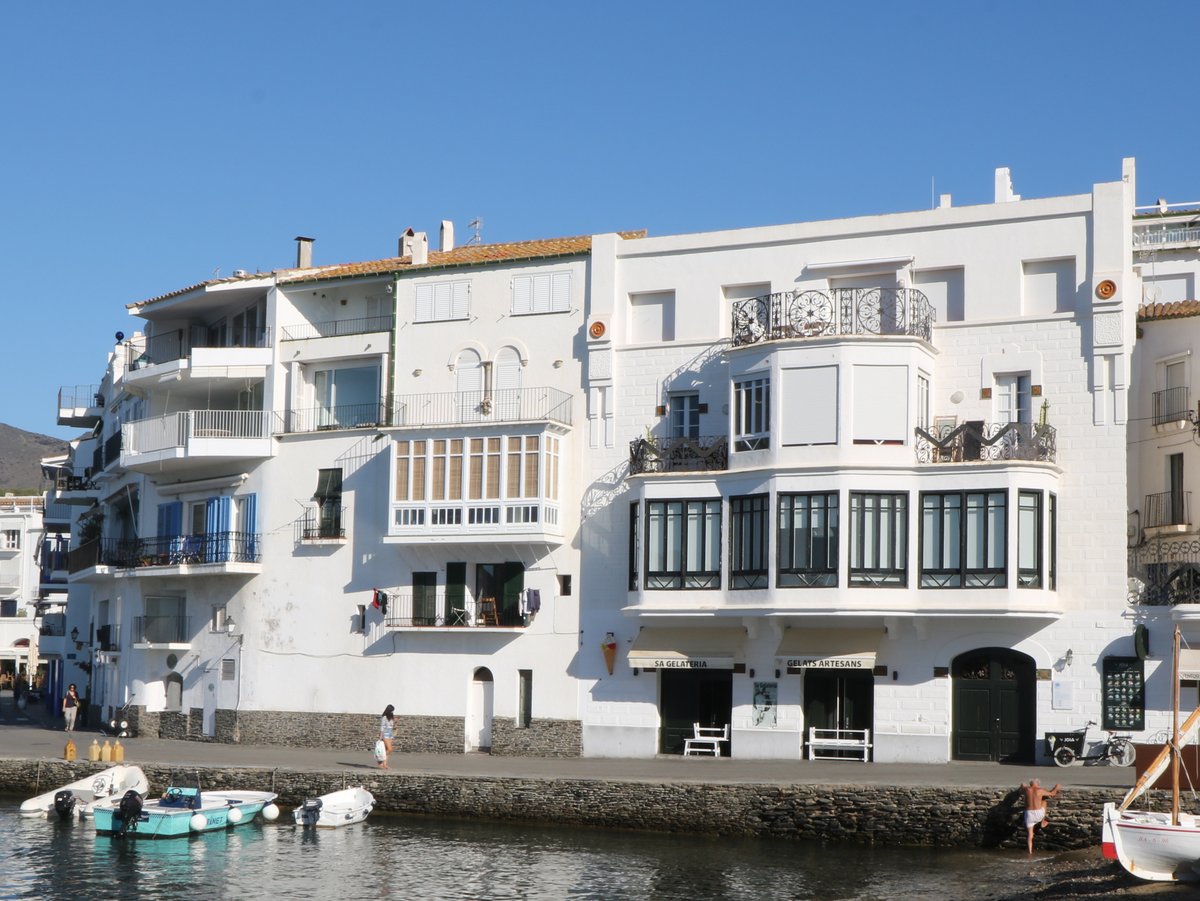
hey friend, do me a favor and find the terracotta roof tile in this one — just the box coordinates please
[1138,300,1200,322]
[131,230,646,309]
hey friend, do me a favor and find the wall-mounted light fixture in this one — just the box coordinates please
[1065,648,1073,666]
[553,359,564,368]
[412,369,422,377]
[748,668,756,679]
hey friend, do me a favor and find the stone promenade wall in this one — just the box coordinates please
[0,758,1127,850]
[127,708,582,757]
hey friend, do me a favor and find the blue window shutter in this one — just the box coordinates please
[157,501,182,537]
[205,497,232,561]
[244,494,258,562]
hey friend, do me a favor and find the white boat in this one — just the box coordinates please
[293,786,375,828]
[19,765,150,820]
[1102,627,1200,882]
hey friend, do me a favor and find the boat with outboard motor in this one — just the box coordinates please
[19,765,149,820]
[1102,626,1200,882]
[292,786,375,828]
[93,783,280,838]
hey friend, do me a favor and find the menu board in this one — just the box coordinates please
[1102,657,1145,731]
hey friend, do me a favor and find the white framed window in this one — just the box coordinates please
[669,392,700,440]
[994,373,1031,424]
[512,271,571,315]
[734,376,770,451]
[415,280,470,322]
[917,372,930,430]
[1,530,19,550]
[210,605,228,632]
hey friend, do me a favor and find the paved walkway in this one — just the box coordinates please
[0,713,1136,791]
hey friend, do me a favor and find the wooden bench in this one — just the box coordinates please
[807,727,871,761]
[683,722,729,757]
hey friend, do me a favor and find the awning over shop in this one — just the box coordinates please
[627,627,746,670]
[775,628,883,671]
[1179,649,1200,681]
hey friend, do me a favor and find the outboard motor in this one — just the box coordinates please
[297,798,322,827]
[114,789,144,837]
[53,790,78,821]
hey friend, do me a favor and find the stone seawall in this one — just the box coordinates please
[0,758,1129,850]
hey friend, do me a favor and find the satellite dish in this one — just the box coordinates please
[115,331,125,342]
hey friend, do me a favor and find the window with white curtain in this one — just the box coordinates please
[921,491,1006,588]
[849,492,907,587]
[645,499,721,589]
[1018,490,1042,588]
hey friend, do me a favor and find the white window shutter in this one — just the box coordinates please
[415,284,434,322]
[513,276,532,314]
[532,274,551,313]
[551,271,571,312]
[452,281,469,319]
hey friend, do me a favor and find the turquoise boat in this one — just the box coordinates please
[93,785,280,838]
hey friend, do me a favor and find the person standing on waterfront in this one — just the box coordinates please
[378,704,395,769]
[62,684,79,732]
[1020,778,1061,854]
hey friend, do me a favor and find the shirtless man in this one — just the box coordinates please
[1020,778,1061,854]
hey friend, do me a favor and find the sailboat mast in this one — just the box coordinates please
[1173,625,1181,827]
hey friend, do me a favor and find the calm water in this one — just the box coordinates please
[0,802,1136,900]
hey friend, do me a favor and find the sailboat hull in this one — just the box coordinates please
[1104,802,1200,882]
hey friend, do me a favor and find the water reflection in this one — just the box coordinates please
[0,802,1125,900]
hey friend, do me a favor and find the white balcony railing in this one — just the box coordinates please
[124,410,272,455]
[390,500,561,537]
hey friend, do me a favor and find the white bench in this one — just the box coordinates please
[807,727,871,761]
[683,722,729,757]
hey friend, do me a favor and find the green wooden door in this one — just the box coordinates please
[952,648,1035,762]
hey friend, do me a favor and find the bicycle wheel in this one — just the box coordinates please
[1111,739,1136,767]
[1053,746,1076,767]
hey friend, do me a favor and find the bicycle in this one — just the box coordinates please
[1045,720,1136,767]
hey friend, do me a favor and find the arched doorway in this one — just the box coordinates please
[466,667,494,752]
[494,347,522,419]
[951,647,1036,762]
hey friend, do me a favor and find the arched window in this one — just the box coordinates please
[494,347,522,419]
[455,349,483,421]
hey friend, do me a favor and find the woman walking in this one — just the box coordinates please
[62,684,80,732]
[378,704,395,769]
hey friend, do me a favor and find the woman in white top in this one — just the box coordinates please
[378,704,395,769]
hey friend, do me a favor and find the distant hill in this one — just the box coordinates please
[0,423,69,492]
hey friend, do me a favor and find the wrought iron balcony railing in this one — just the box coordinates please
[914,421,1056,463]
[132,615,191,645]
[280,314,395,341]
[297,508,345,541]
[383,594,523,628]
[1144,490,1191,530]
[1152,387,1191,426]
[629,436,729,475]
[76,533,262,569]
[731,288,934,347]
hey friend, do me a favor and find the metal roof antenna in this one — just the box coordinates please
[467,218,483,245]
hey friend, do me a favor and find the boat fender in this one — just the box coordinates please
[53,791,78,820]
[190,813,207,832]
[262,803,280,822]
[227,807,243,825]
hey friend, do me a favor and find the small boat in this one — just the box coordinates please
[1102,626,1200,882]
[293,786,375,828]
[19,765,149,820]
[93,785,280,838]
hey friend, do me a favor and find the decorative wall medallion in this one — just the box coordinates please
[589,320,606,339]
[1096,279,1117,300]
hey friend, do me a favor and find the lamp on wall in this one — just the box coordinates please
[1065,648,1073,666]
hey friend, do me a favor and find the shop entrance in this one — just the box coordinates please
[803,669,874,759]
[951,647,1035,763]
[659,669,732,755]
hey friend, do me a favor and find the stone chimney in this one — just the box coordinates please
[994,167,1020,203]
[295,236,315,268]
[411,232,428,265]
[440,220,455,252]
[399,227,415,257]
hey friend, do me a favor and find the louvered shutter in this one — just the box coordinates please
[551,272,571,312]
[512,276,532,314]
[415,284,434,322]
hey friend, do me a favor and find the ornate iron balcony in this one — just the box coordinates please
[629,435,729,475]
[731,288,934,347]
[914,421,1056,463]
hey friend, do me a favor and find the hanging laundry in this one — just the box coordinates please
[526,589,541,614]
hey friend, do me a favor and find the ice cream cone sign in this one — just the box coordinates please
[602,632,618,675]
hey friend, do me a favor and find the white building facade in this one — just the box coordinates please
[579,161,1142,763]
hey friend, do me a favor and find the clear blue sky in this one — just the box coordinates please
[3,1,1197,438]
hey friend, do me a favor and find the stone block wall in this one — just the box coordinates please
[490,718,581,757]
[127,706,580,756]
[0,756,1127,850]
